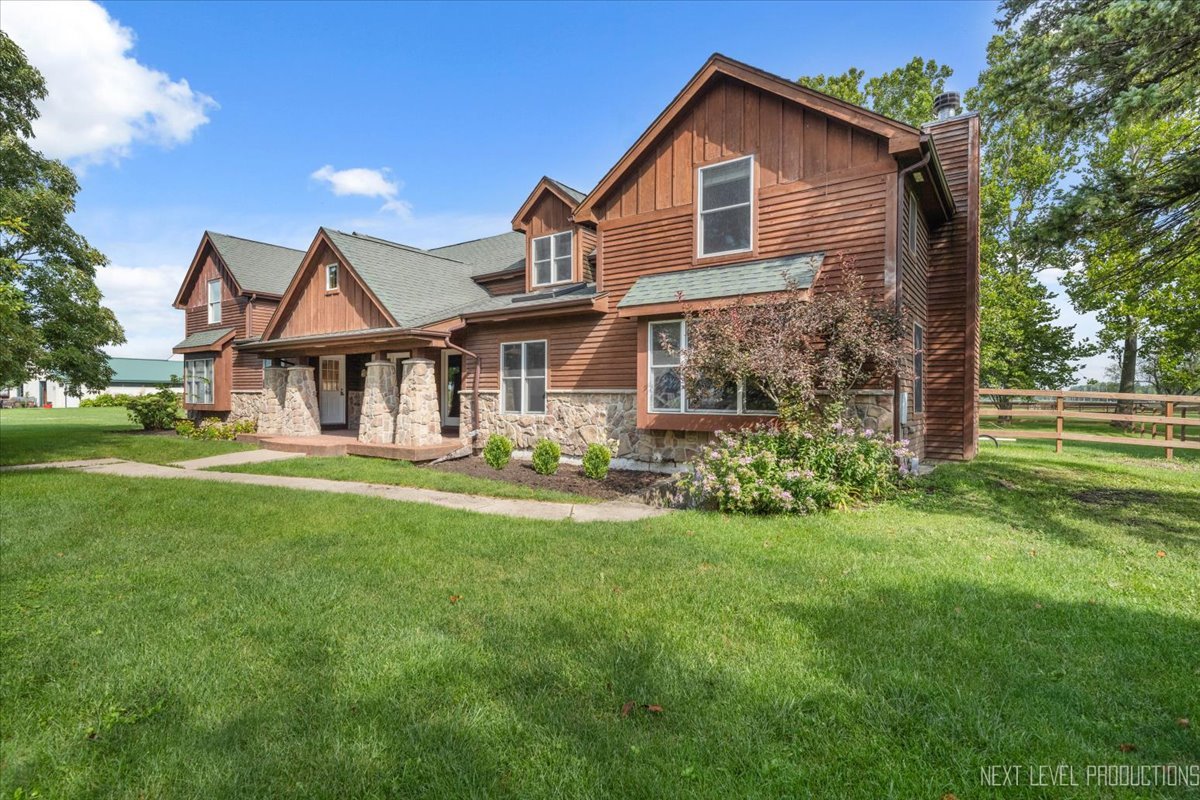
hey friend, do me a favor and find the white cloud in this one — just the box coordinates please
[2,0,215,163]
[311,164,413,217]
[95,263,187,359]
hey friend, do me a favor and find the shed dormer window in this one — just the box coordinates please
[532,231,572,286]
[698,155,753,257]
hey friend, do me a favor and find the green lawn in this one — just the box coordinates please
[1,420,1197,797]
[0,407,253,466]
[980,414,1200,463]
[214,455,595,504]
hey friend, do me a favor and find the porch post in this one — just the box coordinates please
[394,358,441,446]
[358,360,398,444]
[282,366,320,436]
[259,365,288,434]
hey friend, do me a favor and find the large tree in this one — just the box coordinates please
[0,31,123,393]
[798,56,952,127]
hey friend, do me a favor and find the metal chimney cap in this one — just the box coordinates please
[933,91,962,120]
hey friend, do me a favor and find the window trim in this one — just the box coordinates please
[325,263,339,292]
[696,155,755,259]
[184,357,215,405]
[913,322,925,414]
[206,279,221,324]
[499,339,548,415]
[530,230,574,287]
[647,319,775,416]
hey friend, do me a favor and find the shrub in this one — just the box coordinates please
[81,393,134,408]
[174,419,196,438]
[531,438,561,476]
[233,417,257,434]
[482,434,513,470]
[582,443,612,480]
[175,416,253,440]
[126,389,181,430]
[682,417,914,514]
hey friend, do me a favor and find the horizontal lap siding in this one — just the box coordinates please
[924,116,980,460]
[183,252,246,339]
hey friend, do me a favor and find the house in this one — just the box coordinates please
[2,357,183,408]
[172,54,980,463]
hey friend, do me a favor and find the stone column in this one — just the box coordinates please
[357,360,398,444]
[394,358,442,446]
[258,366,288,434]
[282,366,320,436]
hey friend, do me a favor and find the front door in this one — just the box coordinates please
[318,355,345,426]
[442,352,462,426]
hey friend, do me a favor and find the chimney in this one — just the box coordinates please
[933,91,962,121]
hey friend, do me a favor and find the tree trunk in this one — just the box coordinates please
[1113,316,1138,428]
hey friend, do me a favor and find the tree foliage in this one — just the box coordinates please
[798,57,952,127]
[0,31,124,392]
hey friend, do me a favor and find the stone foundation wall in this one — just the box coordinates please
[845,390,925,458]
[229,391,263,425]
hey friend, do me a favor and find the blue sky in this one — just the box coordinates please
[3,0,1106,378]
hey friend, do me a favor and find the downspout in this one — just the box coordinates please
[443,339,482,451]
[893,139,932,441]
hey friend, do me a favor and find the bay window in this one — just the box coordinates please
[501,340,547,414]
[648,319,773,415]
[206,279,221,323]
[185,358,214,405]
[698,156,753,257]
[532,231,573,286]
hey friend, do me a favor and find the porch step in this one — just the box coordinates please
[248,434,460,462]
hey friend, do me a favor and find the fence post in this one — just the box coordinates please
[1166,401,1174,461]
[1056,394,1064,453]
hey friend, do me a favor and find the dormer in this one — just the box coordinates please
[511,176,595,293]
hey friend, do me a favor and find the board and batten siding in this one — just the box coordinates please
[268,242,392,339]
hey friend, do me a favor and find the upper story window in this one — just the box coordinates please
[501,340,547,414]
[325,263,339,292]
[648,319,774,415]
[532,231,572,286]
[698,155,753,257]
[913,323,925,413]
[206,279,221,324]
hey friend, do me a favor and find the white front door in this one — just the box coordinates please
[318,356,345,426]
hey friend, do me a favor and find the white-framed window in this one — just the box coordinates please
[206,279,221,324]
[697,155,753,257]
[500,340,547,414]
[648,319,773,415]
[325,263,339,291]
[531,231,573,286]
[184,358,214,405]
[913,323,925,413]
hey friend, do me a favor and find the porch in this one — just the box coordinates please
[239,430,462,461]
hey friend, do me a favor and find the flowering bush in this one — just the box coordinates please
[683,417,914,514]
[175,416,256,440]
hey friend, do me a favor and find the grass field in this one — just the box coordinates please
[979,414,1200,463]
[1,411,1197,798]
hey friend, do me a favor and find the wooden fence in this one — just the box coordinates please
[979,388,1200,460]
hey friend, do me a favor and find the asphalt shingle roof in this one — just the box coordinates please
[427,231,526,275]
[207,231,305,296]
[173,327,235,351]
[617,253,825,309]
[545,178,588,205]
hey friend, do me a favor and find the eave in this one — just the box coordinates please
[511,177,583,232]
[460,292,609,324]
[616,288,810,318]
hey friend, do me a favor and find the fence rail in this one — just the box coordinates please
[979,388,1200,460]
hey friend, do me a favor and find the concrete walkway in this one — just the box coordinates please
[169,449,306,471]
[5,458,667,523]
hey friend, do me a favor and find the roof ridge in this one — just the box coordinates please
[546,177,589,199]
[428,230,521,251]
[324,228,468,266]
[207,230,306,253]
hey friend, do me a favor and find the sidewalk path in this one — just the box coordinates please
[170,449,306,470]
[5,458,667,523]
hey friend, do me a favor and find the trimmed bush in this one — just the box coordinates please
[482,434,513,470]
[126,389,181,430]
[81,393,135,408]
[582,443,612,480]
[683,417,914,514]
[531,438,561,476]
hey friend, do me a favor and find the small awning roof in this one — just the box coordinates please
[617,252,824,314]
[173,327,235,352]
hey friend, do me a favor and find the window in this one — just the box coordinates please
[913,323,924,413]
[648,319,772,415]
[325,263,339,291]
[500,340,547,414]
[184,358,214,405]
[698,156,753,257]
[532,231,573,286]
[206,279,221,324]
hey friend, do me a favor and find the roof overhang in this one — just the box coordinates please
[511,177,583,232]
[173,233,246,308]
[460,292,610,324]
[574,53,924,224]
[173,327,237,354]
[616,289,812,318]
[238,327,449,356]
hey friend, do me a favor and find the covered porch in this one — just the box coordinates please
[238,328,475,455]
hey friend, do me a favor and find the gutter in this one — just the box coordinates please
[893,139,933,441]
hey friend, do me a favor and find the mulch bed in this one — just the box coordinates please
[428,456,671,501]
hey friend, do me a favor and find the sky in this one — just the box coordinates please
[1,0,1109,379]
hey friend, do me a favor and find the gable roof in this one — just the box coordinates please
[173,232,305,306]
[617,253,824,313]
[574,53,925,223]
[511,176,592,231]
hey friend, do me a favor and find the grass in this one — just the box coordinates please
[980,414,1200,463]
[1,416,1197,798]
[215,455,596,504]
[0,407,253,466]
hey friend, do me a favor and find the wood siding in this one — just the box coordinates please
[475,271,527,296]
[182,250,247,340]
[923,115,980,460]
[269,242,392,339]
